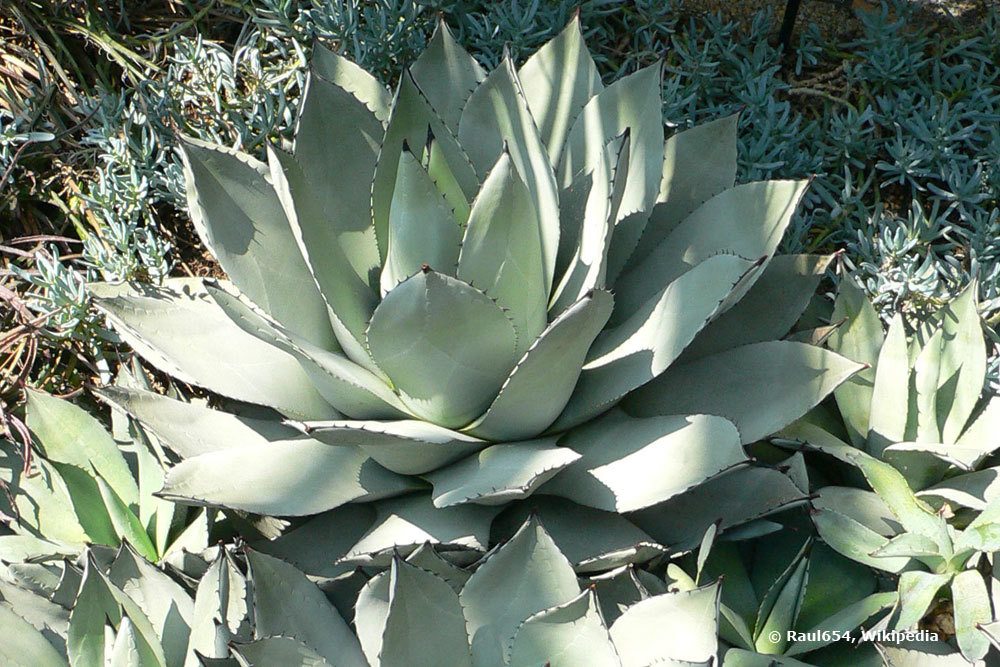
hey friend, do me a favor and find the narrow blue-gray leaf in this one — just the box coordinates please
[867,313,910,456]
[231,636,333,667]
[96,385,300,459]
[550,132,630,316]
[292,68,383,293]
[186,549,251,666]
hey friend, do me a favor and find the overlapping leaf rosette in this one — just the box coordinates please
[90,19,863,570]
[779,280,1000,663]
[0,516,725,666]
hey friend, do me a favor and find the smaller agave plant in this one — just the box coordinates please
[0,367,212,568]
[672,517,896,667]
[0,515,722,667]
[778,278,1000,664]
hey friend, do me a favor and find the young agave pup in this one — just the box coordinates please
[0,365,214,568]
[89,19,862,581]
[779,279,1000,664]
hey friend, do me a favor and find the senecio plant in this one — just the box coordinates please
[1,17,875,666]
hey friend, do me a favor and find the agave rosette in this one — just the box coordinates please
[0,517,722,667]
[778,280,1000,663]
[89,18,863,568]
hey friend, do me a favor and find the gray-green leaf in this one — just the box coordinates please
[246,549,366,667]
[546,410,746,513]
[381,148,462,295]
[555,254,761,430]
[457,150,547,357]
[464,289,613,441]
[509,590,620,667]
[179,138,334,348]
[628,114,739,267]
[952,569,992,662]
[625,341,864,445]
[458,59,560,293]
[159,438,415,517]
[26,389,139,510]
[460,516,580,667]
[609,583,719,667]
[612,180,808,325]
[367,270,517,428]
[425,437,579,508]
[91,279,338,420]
[828,274,884,447]
[518,14,602,166]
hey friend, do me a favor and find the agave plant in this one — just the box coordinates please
[678,517,894,667]
[88,18,861,571]
[0,516,722,667]
[0,373,211,568]
[777,279,1000,663]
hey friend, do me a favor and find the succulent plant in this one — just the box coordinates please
[777,279,1000,663]
[0,516,722,667]
[86,18,861,572]
[677,518,893,667]
[0,373,211,567]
